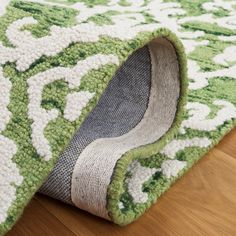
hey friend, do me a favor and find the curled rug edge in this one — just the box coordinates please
[69,37,188,223]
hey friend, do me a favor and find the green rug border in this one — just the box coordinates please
[107,29,189,225]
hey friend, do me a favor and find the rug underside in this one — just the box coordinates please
[40,45,152,204]
[0,0,235,235]
[40,38,180,218]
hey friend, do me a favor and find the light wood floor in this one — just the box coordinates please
[7,128,236,236]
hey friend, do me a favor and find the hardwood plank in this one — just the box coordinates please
[216,128,236,158]
[35,195,130,236]
[7,199,76,236]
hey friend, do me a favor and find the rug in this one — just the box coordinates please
[0,0,235,235]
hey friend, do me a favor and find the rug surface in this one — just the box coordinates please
[0,0,236,235]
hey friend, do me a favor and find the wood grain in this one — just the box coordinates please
[7,199,76,236]
[216,130,236,158]
[7,128,236,236]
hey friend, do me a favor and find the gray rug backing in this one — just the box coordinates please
[40,46,151,204]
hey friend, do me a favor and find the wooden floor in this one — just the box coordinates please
[7,128,236,236]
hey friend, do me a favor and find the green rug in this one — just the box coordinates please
[0,0,236,235]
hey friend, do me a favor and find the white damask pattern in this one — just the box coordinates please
[219,36,236,42]
[24,0,236,91]
[127,161,160,203]
[188,60,236,90]
[214,46,236,66]
[161,160,187,179]
[182,100,236,132]
[127,160,186,203]
[0,16,158,71]
[0,68,23,224]
[64,91,95,122]
[28,54,119,161]
[0,0,10,16]
[160,138,211,159]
